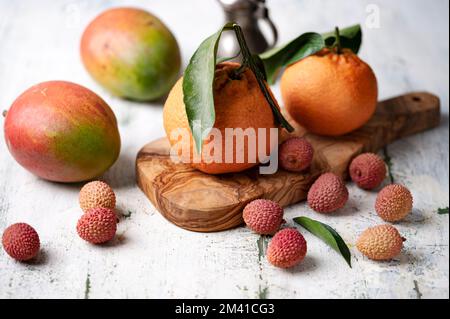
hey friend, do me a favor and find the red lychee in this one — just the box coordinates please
[279,137,314,172]
[2,223,40,261]
[267,228,307,268]
[307,173,349,213]
[349,153,386,190]
[76,207,117,244]
[243,199,284,235]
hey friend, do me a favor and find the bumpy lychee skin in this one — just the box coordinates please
[79,181,116,213]
[279,137,314,172]
[2,223,40,261]
[243,199,284,235]
[349,153,386,190]
[307,173,349,213]
[267,228,307,268]
[375,184,413,222]
[357,224,405,260]
[76,207,117,244]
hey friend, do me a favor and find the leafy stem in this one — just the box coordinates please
[334,26,342,54]
[231,24,294,132]
[230,62,247,79]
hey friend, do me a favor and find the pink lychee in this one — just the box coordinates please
[267,228,307,268]
[279,137,314,172]
[243,199,284,235]
[349,153,386,190]
[307,172,349,213]
[76,207,117,244]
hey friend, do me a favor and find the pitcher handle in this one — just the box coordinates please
[254,0,278,48]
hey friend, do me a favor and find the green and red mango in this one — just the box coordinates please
[4,81,121,182]
[80,7,181,101]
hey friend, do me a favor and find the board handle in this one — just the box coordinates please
[349,92,440,152]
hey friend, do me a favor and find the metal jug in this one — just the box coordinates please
[216,0,278,59]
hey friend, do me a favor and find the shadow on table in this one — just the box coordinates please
[286,255,318,274]
[102,151,137,190]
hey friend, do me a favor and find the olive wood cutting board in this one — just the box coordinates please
[136,92,440,232]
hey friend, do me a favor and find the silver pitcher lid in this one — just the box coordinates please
[217,0,265,11]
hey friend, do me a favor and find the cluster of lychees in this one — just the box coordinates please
[2,181,118,262]
[242,137,413,268]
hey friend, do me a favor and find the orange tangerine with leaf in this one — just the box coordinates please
[163,62,279,174]
[281,47,378,136]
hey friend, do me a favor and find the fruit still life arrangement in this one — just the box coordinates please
[1,5,443,277]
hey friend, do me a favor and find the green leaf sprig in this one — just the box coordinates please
[259,24,362,84]
[183,23,294,154]
[294,216,352,268]
[322,24,362,55]
[259,32,325,84]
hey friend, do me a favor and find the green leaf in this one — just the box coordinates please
[258,24,362,84]
[438,207,449,215]
[293,216,352,268]
[322,24,362,54]
[259,32,325,84]
[183,23,294,154]
[183,23,234,154]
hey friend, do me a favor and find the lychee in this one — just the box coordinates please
[267,228,307,268]
[279,137,314,172]
[243,199,284,235]
[76,207,117,244]
[79,181,116,213]
[307,173,349,213]
[349,153,386,190]
[357,224,405,260]
[2,223,40,261]
[375,184,413,222]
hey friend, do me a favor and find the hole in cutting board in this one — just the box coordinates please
[412,96,422,102]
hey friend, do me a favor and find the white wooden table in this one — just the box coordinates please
[0,0,448,299]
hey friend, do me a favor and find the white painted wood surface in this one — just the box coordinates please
[0,0,448,299]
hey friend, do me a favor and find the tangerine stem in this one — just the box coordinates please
[231,63,247,79]
[232,24,294,132]
[334,26,342,54]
